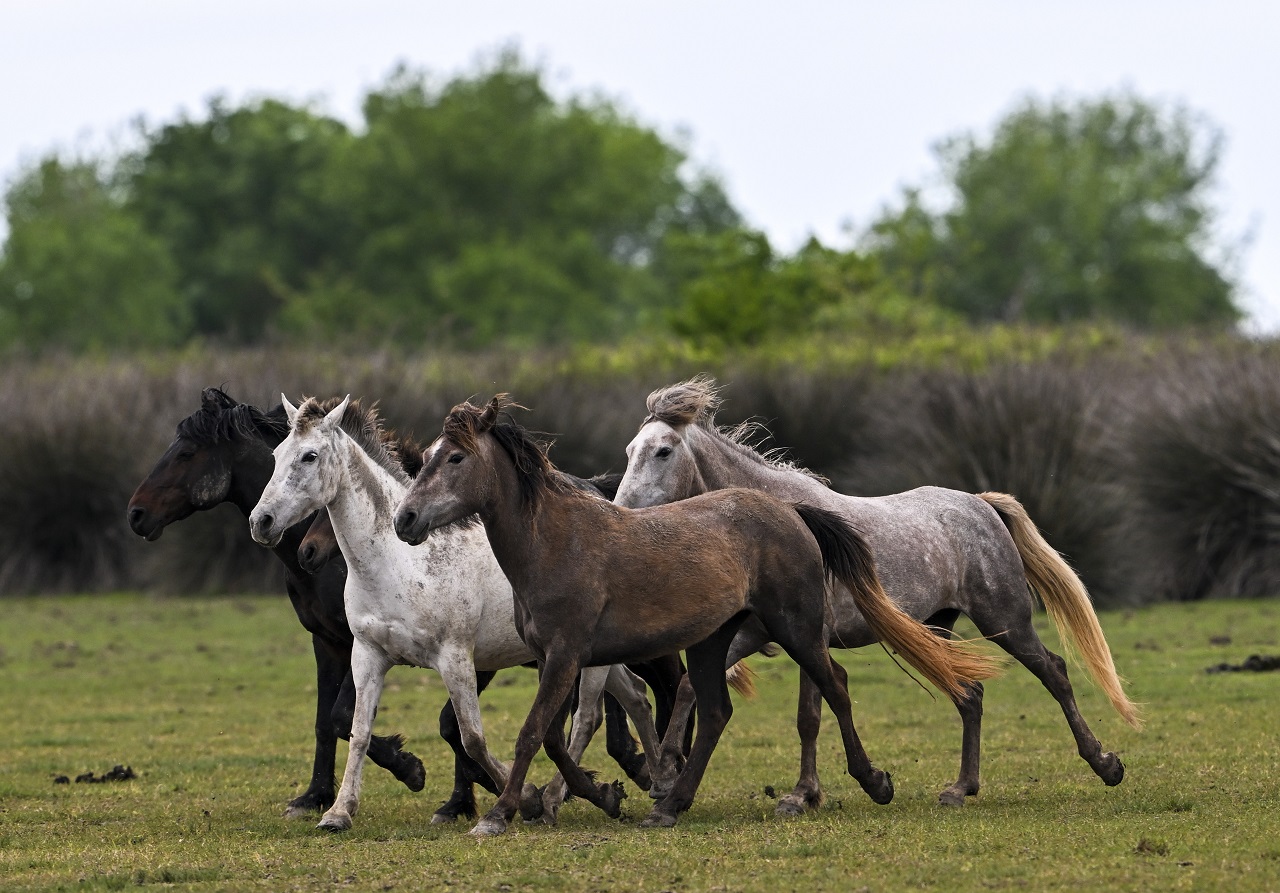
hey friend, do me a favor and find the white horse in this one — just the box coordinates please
[249,395,662,831]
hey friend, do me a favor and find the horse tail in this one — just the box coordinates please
[793,503,1002,702]
[726,660,756,698]
[977,492,1142,729]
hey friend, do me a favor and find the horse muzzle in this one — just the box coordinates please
[249,510,283,548]
[393,507,431,546]
[126,505,165,542]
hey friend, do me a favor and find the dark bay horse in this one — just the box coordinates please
[393,396,998,834]
[615,377,1141,810]
[126,388,425,818]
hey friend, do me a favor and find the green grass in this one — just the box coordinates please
[1,595,1278,892]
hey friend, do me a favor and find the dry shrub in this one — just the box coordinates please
[838,360,1134,604]
[1118,350,1280,601]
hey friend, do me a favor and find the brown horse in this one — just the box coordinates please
[393,396,999,834]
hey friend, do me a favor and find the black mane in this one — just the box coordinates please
[175,387,290,446]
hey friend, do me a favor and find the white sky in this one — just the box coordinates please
[3,0,1277,328]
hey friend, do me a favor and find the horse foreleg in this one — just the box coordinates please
[436,655,544,824]
[473,651,584,837]
[432,669,500,824]
[540,665,609,824]
[603,664,662,790]
[649,674,695,800]
[286,636,343,818]
[318,640,392,832]
[788,646,893,806]
[332,670,425,795]
[776,669,826,816]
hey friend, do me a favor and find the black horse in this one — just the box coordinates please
[127,388,675,821]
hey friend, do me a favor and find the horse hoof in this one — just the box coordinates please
[937,787,968,807]
[1099,752,1125,787]
[639,810,678,829]
[775,788,822,816]
[518,785,545,822]
[283,803,319,820]
[862,770,894,805]
[774,795,807,817]
[400,757,426,793]
[317,812,352,833]
[601,780,627,819]
[430,812,458,825]
[470,816,508,837]
[540,802,561,827]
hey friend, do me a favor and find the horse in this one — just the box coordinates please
[392,395,998,835]
[126,388,427,818]
[248,395,666,831]
[296,478,686,817]
[614,376,1140,811]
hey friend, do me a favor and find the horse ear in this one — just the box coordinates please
[478,395,505,432]
[321,395,351,432]
[282,394,299,426]
[201,387,235,412]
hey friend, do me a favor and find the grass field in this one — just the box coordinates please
[1,594,1278,892]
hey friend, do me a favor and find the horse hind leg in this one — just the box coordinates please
[774,625,893,806]
[985,615,1124,787]
[432,669,500,824]
[775,669,826,816]
[927,609,984,807]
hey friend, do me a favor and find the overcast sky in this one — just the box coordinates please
[3,0,1277,328]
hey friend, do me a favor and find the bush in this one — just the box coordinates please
[1117,350,1280,601]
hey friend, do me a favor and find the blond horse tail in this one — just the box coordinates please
[978,492,1142,729]
[794,503,1002,702]
[726,661,756,698]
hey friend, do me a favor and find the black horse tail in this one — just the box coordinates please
[792,503,1002,702]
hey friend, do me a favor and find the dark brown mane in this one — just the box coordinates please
[296,396,409,484]
[176,387,290,446]
[645,377,829,486]
[444,398,585,516]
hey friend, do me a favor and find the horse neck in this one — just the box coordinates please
[325,436,406,580]
[689,425,830,503]
[226,438,278,517]
[477,448,555,595]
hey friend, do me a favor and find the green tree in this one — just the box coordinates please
[0,158,186,351]
[867,93,1239,327]
[127,98,353,341]
[294,50,737,347]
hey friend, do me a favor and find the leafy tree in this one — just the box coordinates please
[0,158,186,351]
[867,93,1239,327]
[309,50,736,346]
[127,98,353,341]
[665,229,958,346]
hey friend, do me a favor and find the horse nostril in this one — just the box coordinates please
[128,506,145,527]
[396,510,417,535]
[300,543,315,564]
[259,513,274,533]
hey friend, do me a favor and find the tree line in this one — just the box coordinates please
[0,50,1241,352]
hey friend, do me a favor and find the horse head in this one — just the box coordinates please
[127,388,250,540]
[250,395,349,549]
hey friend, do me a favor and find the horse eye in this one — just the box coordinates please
[448,453,465,465]
[655,446,674,459]
[302,451,319,464]
[175,451,195,462]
